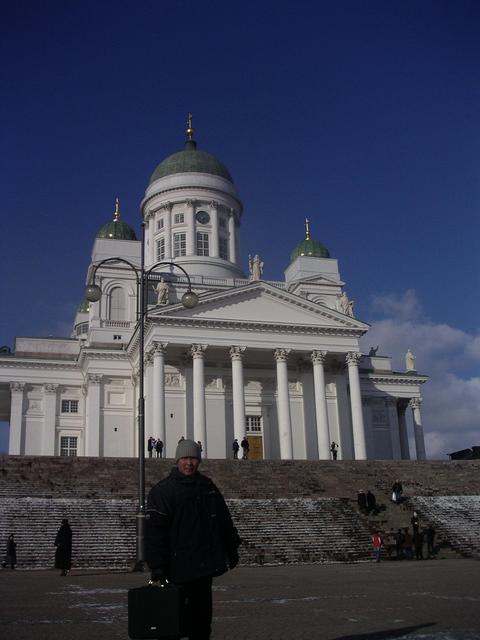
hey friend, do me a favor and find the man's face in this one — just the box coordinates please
[177,456,200,476]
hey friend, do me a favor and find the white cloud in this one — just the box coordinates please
[361,290,480,459]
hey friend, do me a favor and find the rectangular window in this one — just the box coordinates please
[219,237,228,260]
[60,436,78,457]
[156,237,165,261]
[61,400,79,413]
[174,213,184,224]
[173,232,186,257]
[246,416,262,433]
[196,232,209,256]
[157,218,164,230]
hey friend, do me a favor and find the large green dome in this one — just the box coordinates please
[290,222,331,262]
[149,140,233,184]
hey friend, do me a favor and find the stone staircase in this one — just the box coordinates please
[0,456,479,569]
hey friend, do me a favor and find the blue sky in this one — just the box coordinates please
[1,0,479,457]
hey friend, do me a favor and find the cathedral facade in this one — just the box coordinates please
[0,123,428,461]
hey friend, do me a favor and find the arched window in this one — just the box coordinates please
[109,287,126,321]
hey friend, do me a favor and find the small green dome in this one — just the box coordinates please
[149,140,233,184]
[96,219,137,240]
[290,221,331,263]
[96,198,137,240]
[77,300,90,313]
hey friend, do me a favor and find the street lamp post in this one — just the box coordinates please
[85,226,198,571]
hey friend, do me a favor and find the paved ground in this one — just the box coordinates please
[1,559,479,639]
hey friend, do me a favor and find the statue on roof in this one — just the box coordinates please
[152,277,169,305]
[405,349,416,371]
[249,254,264,281]
[338,291,354,317]
[368,346,379,356]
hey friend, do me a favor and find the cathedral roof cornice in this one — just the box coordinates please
[0,358,78,371]
[141,185,243,217]
[365,373,428,385]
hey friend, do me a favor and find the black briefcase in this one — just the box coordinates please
[128,582,183,639]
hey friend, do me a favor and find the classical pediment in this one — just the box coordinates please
[148,282,368,333]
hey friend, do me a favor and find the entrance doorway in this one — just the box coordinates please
[246,415,263,460]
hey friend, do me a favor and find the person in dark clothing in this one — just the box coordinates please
[145,439,241,640]
[426,524,436,556]
[232,439,239,459]
[240,437,249,460]
[147,436,155,458]
[392,480,403,503]
[2,534,17,569]
[330,441,338,460]
[411,511,420,534]
[155,439,163,458]
[357,490,367,513]
[366,490,376,514]
[395,528,405,560]
[54,519,72,576]
[414,530,424,560]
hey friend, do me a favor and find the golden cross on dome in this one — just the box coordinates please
[186,113,194,141]
[305,218,311,240]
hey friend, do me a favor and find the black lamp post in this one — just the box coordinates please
[85,225,198,571]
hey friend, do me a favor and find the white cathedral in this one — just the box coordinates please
[0,120,428,461]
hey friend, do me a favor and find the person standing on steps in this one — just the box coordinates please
[241,436,250,460]
[145,439,241,640]
[232,439,239,459]
[147,436,155,458]
[155,439,163,458]
[330,441,338,460]
[372,531,383,562]
[54,519,72,576]
[2,534,17,569]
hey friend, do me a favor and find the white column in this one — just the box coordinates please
[42,384,58,455]
[152,342,167,447]
[85,374,102,456]
[210,201,219,258]
[164,203,172,260]
[386,398,402,460]
[397,401,410,459]
[230,346,246,444]
[410,397,426,460]
[9,382,25,455]
[186,199,195,255]
[147,214,155,264]
[311,350,330,460]
[228,209,237,264]
[144,352,153,449]
[191,344,207,456]
[346,352,367,460]
[274,349,293,459]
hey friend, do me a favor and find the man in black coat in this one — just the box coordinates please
[145,439,241,640]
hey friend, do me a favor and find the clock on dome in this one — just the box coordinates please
[195,210,210,224]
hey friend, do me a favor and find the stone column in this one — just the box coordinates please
[230,346,246,445]
[144,352,153,450]
[410,398,426,460]
[311,350,330,460]
[152,342,168,447]
[397,400,410,459]
[210,201,219,258]
[147,212,155,264]
[186,199,195,255]
[163,202,172,260]
[346,352,367,460]
[228,209,237,264]
[386,397,402,460]
[191,344,207,456]
[85,374,102,456]
[42,384,58,455]
[274,349,293,459]
[9,382,25,455]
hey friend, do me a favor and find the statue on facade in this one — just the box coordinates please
[368,346,379,356]
[249,254,264,281]
[152,277,169,305]
[405,349,416,371]
[338,291,354,317]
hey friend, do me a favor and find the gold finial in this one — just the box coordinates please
[305,218,311,240]
[113,197,120,222]
[186,113,194,141]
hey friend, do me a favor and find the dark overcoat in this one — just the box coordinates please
[54,523,72,570]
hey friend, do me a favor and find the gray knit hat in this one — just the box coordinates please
[175,439,202,462]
